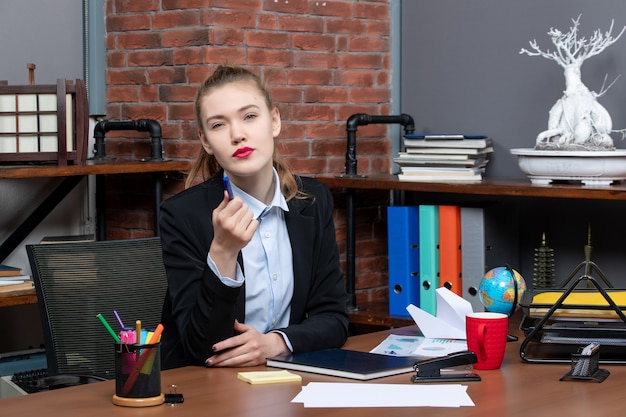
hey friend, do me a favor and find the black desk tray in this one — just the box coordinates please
[519,275,626,364]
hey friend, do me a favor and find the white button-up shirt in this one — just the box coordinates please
[207,169,294,342]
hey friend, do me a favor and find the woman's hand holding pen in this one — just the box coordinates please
[206,320,289,367]
[209,192,258,278]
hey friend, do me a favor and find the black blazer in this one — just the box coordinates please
[159,173,349,369]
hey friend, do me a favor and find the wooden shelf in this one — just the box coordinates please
[0,158,190,179]
[0,288,37,307]
[348,301,413,328]
[314,174,626,201]
[315,174,626,330]
[0,158,191,309]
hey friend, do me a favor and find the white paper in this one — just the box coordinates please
[0,280,25,286]
[412,338,468,357]
[406,287,473,339]
[292,382,474,408]
[369,334,425,356]
[370,334,467,358]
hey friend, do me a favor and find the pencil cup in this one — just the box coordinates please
[112,342,164,407]
[560,348,610,382]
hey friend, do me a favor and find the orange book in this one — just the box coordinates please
[438,205,462,296]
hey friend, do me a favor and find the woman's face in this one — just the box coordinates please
[198,81,281,182]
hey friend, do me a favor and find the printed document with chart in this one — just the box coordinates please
[371,287,471,358]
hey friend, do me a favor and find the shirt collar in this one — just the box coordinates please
[226,168,289,219]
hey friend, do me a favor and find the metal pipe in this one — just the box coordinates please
[93,119,164,161]
[341,113,415,311]
[343,113,415,177]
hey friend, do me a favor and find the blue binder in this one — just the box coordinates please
[387,206,420,317]
[418,205,440,315]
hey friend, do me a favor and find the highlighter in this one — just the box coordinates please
[223,175,234,200]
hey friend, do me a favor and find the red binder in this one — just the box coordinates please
[438,205,462,296]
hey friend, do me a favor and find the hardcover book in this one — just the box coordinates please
[0,264,21,277]
[266,349,417,380]
[404,137,492,149]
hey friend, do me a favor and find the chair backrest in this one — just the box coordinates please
[26,237,167,379]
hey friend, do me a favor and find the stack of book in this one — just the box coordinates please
[394,134,493,182]
[0,264,33,293]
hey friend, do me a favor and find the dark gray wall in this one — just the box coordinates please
[0,0,83,84]
[0,0,83,358]
[401,1,626,178]
[399,2,626,286]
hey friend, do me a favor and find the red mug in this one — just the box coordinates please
[466,312,508,370]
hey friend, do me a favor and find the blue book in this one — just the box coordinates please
[0,264,21,277]
[387,206,420,317]
[266,349,416,380]
[418,205,440,315]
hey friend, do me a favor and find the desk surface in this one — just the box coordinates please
[2,323,625,416]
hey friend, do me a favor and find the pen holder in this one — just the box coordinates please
[560,347,610,383]
[112,342,164,407]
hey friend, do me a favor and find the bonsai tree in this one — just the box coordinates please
[520,16,626,150]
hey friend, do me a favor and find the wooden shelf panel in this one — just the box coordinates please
[314,174,626,201]
[316,174,626,329]
[348,301,413,328]
[0,288,37,307]
[0,159,190,179]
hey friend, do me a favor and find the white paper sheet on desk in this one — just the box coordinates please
[412,338,468,357]
[292,382,474,408]
[370,334,467,358]
[407,287,473,340]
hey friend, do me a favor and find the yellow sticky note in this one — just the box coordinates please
[237,370,302,385]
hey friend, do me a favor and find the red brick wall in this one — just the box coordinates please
[103,0,392,305]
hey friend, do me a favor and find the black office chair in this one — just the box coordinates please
[26,237,167,389]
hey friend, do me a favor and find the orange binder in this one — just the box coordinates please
[438,205,462,296]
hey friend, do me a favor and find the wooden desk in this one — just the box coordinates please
[2,323,625,416]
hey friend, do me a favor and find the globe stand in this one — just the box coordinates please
[482,265,522,342]
[506,267,519,342]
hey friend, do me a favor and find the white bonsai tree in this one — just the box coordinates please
[520,16,626,150]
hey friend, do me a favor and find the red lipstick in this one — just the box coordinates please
[233,147,254,158]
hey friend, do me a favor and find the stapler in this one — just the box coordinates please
[411,351,481,383]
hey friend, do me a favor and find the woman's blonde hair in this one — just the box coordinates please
[186,65,304,202]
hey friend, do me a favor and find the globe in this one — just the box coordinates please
[478,266,527,315]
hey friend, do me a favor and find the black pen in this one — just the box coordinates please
[223,175,234,200]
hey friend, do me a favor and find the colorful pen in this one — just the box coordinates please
[113,310,125,329]
[121,323,165,396]
[96,313,121,343]
[223,175,234,200]
[148,323,164,344]
[135,320,142,345]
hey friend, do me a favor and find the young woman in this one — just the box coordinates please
[159,65,349,369]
